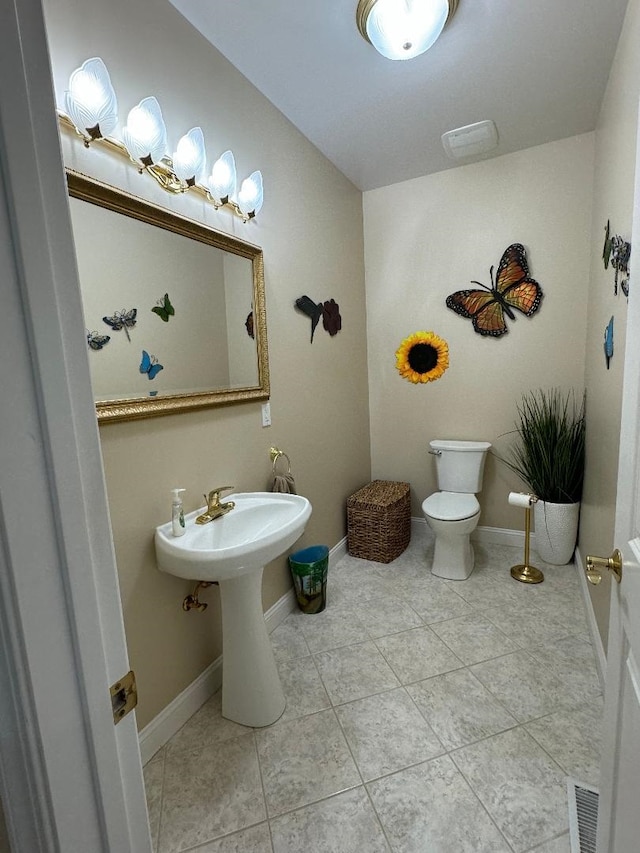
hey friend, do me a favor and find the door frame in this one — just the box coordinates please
[0,0,150,849]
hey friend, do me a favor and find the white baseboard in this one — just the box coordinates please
[264,587,296,632]
[411,516,433,538]
[139,537,349,763]
[574,543,607,689]
[473,525,533,548]
[411,516,531,549]
[139,655,223,765]
[330,535,348,565]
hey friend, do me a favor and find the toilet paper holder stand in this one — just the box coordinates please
[509,492,544,584]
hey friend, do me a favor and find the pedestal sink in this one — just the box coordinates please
[154,492,312,727]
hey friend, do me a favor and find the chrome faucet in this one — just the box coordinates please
[195,486,236,524]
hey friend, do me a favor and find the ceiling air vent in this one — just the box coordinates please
[441,120,498,160]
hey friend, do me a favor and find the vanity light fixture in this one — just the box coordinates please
[356,0,458,61]
[237,171,264,220]
[58,58,264,222]
[172,127,206,186]
[122,97,168,167]
[64,57,118,141]
[207,150,237,207]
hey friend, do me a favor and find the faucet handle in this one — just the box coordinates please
[205,486,235,508]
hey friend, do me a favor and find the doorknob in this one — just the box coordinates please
[585,549,623,585]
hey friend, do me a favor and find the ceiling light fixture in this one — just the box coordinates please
[356,0,458,61]
[58,58,263,222]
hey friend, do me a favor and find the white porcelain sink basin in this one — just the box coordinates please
[154,491,312,727]
[155,491,312,581]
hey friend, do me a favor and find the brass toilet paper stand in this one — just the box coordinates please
[510,494,544,584]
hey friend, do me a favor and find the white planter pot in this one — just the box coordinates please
[533,500,580,565]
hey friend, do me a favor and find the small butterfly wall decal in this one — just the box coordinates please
[295,295,324,343]
[86,330,111,351]
[446,243,543,337]
[245,310,255,339]
[604,316,614,369]
[610,235,631,297]
[152,293,175,322]
[603,220,612,269]
[295,295,342,343]
[103,307,137,341]
[140,349,164,380]
[602,221,631,297]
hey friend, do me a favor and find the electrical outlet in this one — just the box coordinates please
[261,402,271,427]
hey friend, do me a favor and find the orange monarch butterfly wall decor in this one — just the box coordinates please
[446,243,543,337]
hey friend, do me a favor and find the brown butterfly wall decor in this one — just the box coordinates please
[446,243,543,337]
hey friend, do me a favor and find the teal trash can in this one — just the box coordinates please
[288,545,329,614]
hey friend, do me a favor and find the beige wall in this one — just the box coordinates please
[44,0,370,728]
[364,135,593,532]
[580,0,640,647]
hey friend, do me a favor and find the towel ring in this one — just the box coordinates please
[269,446,291,476]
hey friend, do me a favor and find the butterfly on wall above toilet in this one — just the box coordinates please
[446,243,543,337]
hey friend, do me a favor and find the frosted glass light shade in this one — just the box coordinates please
[207,150,237,205]
[172,127,206,185]
[122,97,167,167]
[357,0,452,61]
[64,57,118,140]
[237,171,263,219]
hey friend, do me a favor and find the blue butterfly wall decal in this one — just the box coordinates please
[140,349,164,380]
[87,330,111,351]
[103,308,137,341]
[604,316,614,369]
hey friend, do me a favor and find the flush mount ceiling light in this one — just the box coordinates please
[356,0,458,61]
[58,57,264,222]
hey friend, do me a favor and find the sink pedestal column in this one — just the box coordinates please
[218,568,286,727]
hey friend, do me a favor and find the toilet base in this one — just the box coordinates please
[431,534,475,580]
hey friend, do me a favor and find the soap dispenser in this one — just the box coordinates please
[171,488,186,537]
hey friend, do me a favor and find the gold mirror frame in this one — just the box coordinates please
[67,170,269,423]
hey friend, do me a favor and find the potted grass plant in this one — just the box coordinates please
[500,388,586,564]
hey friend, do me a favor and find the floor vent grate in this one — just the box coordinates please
[567,778,599,853]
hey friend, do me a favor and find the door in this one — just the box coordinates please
[0,0,151,850]
[594,111,640,851]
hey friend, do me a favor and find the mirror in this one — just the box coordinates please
[66,170,269,423]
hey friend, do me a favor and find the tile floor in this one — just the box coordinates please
[144,527,604,853]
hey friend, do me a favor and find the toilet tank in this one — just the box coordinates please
[430,439,492,493]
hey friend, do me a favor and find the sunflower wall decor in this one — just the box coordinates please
[395,331,449,384]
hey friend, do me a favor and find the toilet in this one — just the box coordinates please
[422,439,492,580]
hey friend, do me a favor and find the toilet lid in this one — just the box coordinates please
[423,492,479,521]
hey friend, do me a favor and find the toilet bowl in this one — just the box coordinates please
[422,440,491,580]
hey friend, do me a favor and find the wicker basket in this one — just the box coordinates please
[347,480,411,563]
